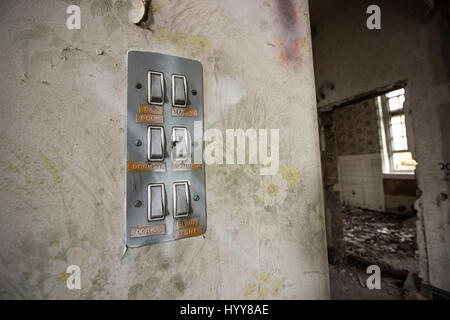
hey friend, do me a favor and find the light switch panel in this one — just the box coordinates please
[126,51,206,248]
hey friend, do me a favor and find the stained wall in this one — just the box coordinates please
[0,0,329,299]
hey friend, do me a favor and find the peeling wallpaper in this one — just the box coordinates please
[0,0,328,299]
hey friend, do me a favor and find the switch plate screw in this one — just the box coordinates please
[193,195,200,201]
[135,139,142,146]
[134,200,142,207]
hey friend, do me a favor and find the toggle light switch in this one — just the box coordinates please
[148,71,165,105]
[148,183,166,221]
[172,127,189,161]
[173,181,190,218]
[172,75,187,107]
[148,126,165,161]
[127,51,206,247]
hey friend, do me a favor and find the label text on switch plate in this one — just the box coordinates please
[174,226,202,239]
[136,113,164,123]
[139,104,163,114]
[172,107,198,117]
[131,224,166,238]
[128,162,165,172]
[172,162,202,171]
[174,217,200,230]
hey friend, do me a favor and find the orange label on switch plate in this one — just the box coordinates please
[172,162,202,171]
[131,224,166,238]
[139,104,163,114]
[128,162,165,172]
[172,107,198,117]
[174,217,200,230]
[136,113,163,123]
[174,226,202,239]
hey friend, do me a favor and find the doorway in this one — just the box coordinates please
[319,88,420,299]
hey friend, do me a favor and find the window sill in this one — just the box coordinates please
[382,172,416,180]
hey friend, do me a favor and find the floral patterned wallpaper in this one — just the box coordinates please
[0,0,329,299]
[333,98,380,156]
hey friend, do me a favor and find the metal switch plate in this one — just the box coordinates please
[126,51,206,248]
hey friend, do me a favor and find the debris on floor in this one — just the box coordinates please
[329,264,404,300]
[329,206,422,300]
[342,206,419,275]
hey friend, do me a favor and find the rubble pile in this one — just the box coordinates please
[343,207,418,266]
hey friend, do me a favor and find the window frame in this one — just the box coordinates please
[378,88,415,174]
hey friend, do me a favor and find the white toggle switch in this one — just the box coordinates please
[172,74,187,107]
[148,183,166,221]
[148,126,165,161]
[173,181,190,218]
[148,71,165,105]
[172,127,189,162]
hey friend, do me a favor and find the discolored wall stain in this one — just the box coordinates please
[242,270,283,299]
[154,27,212,54]
[38,149,67,184]
[438,103,450,161]
[90,0,113,17]
[273,0,305,67]
[128,283,144,299]
[170,273,187,294]
[0,0,328,300]
[126,273,186,300]
[87,267,111,296]
[0,159,20,173]
[114,0,132,25]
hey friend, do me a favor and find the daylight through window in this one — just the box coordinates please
[377,88,417,173]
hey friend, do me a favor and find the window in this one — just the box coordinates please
[377,88,417,173]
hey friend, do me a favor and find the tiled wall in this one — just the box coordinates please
[338,154,385,211]
[332,97,385,211]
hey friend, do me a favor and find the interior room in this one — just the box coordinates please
[311,0,449,299]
